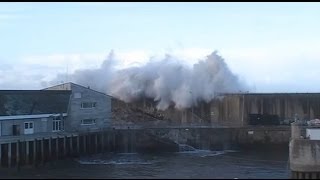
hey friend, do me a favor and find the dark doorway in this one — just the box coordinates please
[12,125,20,135]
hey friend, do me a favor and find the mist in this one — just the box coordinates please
[48,50,247,110]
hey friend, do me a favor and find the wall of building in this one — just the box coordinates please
[45,83,112,132]
[66,84,112,132]
[0,117,53,136]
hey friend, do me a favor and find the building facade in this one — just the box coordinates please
[0,90,70,136]
[44,82,112,132]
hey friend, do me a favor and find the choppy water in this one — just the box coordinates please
[0,148,290,179]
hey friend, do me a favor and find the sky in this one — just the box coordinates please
[1,2,320,92]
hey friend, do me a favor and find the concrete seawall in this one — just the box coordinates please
[0,126,290,168]
[289,123,320,179]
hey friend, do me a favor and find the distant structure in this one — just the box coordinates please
[112,92,320,127]
[43,82,112,133]
[289,122,320,179]
[0,82,112,137]
[0,90,70,136]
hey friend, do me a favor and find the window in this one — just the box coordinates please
[74,92,81,99]
[81,102,97,109]
[24,122,33,129]
[81,119,96,125]
[24,122,34,135]
[52,116,64,132]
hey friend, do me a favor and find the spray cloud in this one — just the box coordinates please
[49,50,246,110]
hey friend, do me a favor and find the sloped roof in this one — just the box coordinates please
[0,90,71,116]
[44,82,113,98]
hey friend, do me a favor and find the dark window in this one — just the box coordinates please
[81,119,96,125]
[81,102,97,109]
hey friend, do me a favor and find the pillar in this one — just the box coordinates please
[0,143,2,167]
[16,141,20,168]
[305,172,310,179]
[95,133,98,154]
[33,139,37,166]
[101,132,104,153]
[77,135,80,155]
[8,143,11,168]
[298,172,304,179]
[48,138,52,160]
[83,135,87,154]
[26,141,29,165]
[56,137,59,159]
[88,134,91,154]
[41,138,44,164]
[70,135,73,156]
[63,136,67,157]
[291,122,301,139]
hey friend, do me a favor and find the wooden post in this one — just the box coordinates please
[8,143,11,168]
[41,138,44,164]
[26,141,29,165]
[63,136,67,157]
[56,137,59,159]
[0,143,2,167]
[70,135,73,156]
[33,139,37,166]
[298,172,304,179]
[95,133,98,154]
[77,135,80,155]
[305,172,310,179]
[88,134,91,154]
[101,132,104,153]
[16,141,20,168]
[83,135,87,154]
[48,138,52,160]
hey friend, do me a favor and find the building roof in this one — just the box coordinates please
[0,90,71,116]
[43,82,114,98]
[0,113,67,121]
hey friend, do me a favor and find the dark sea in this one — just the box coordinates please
[0,146,290,179]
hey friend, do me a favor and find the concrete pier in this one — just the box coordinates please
[0,126,291,169]
[289,123,320,179]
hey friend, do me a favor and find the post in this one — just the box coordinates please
[88,134,91,154]
[41,138,44,164]
[101,132,104,153]
[56,137,59,159]
[291,122,301,139]
[77,135,80,155]
[95,133,98,154]
[16,141,20,168]
[0,143,2,167]
[26,141,29,165]
[48,137,52,160]
[33,139,37,166]
[83,135,87,154]
[63,136,67,157]
[70,135,73,156]
[8,143,11,168]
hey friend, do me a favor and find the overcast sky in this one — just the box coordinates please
[1,2,320,92]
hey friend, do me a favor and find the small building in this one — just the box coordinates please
[43,82,112,132]
[0,90,71,136]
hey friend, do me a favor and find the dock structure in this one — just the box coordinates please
[289,122,320,179]
[0,126,292,169]
[0,131,108,168]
